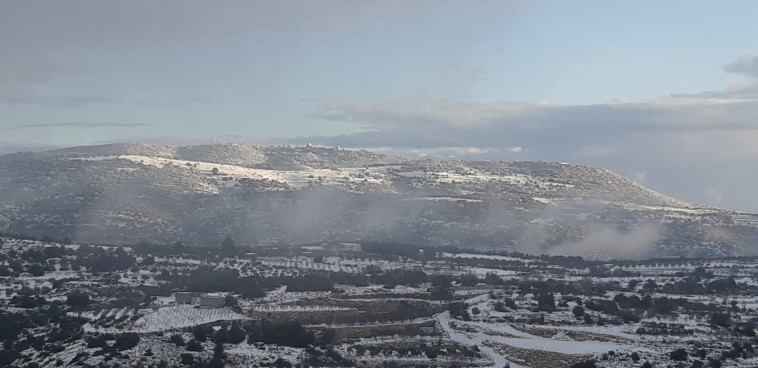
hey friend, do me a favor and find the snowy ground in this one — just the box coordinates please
[83,305,248,333]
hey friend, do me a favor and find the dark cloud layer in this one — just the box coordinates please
[311,95,758,150]
[0,0,526,102]
[0,0,423,105]
[0,1,433,85]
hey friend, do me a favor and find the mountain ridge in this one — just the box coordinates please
[1,143,756,258]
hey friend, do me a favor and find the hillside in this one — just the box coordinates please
[1,144,757,258]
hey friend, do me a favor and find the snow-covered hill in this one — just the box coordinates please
[1,143,756,258]
[44,143,399,170]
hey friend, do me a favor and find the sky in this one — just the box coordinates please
[2,0,758,212]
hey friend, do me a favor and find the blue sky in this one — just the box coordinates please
[2,0,758,211]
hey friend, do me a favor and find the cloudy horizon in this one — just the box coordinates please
[2,1,758,212]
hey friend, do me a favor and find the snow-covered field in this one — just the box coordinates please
[69,154,390,191]
[4,235,758,367]
[83,305,248,333]
[226,341,304,363]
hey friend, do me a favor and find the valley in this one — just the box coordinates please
[2,236,758,367]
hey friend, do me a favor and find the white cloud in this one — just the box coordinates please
[314,96,535,129]
[303,53,758,211]
[0,0,432,102]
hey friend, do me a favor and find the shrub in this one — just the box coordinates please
[228,324,246,344]
[114,333,139,351]
[193,325,212,342]
[493,301,507,312]
[710,312,732,328]
[425,348,438,359]
[669,348,688,361]
[572,305,585,318]
[169,334,186,346]
[65,292,90,308]
[536,293,556,312]
[571,359,596,368]
[180,353,194,365]
[186,339,203,352]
